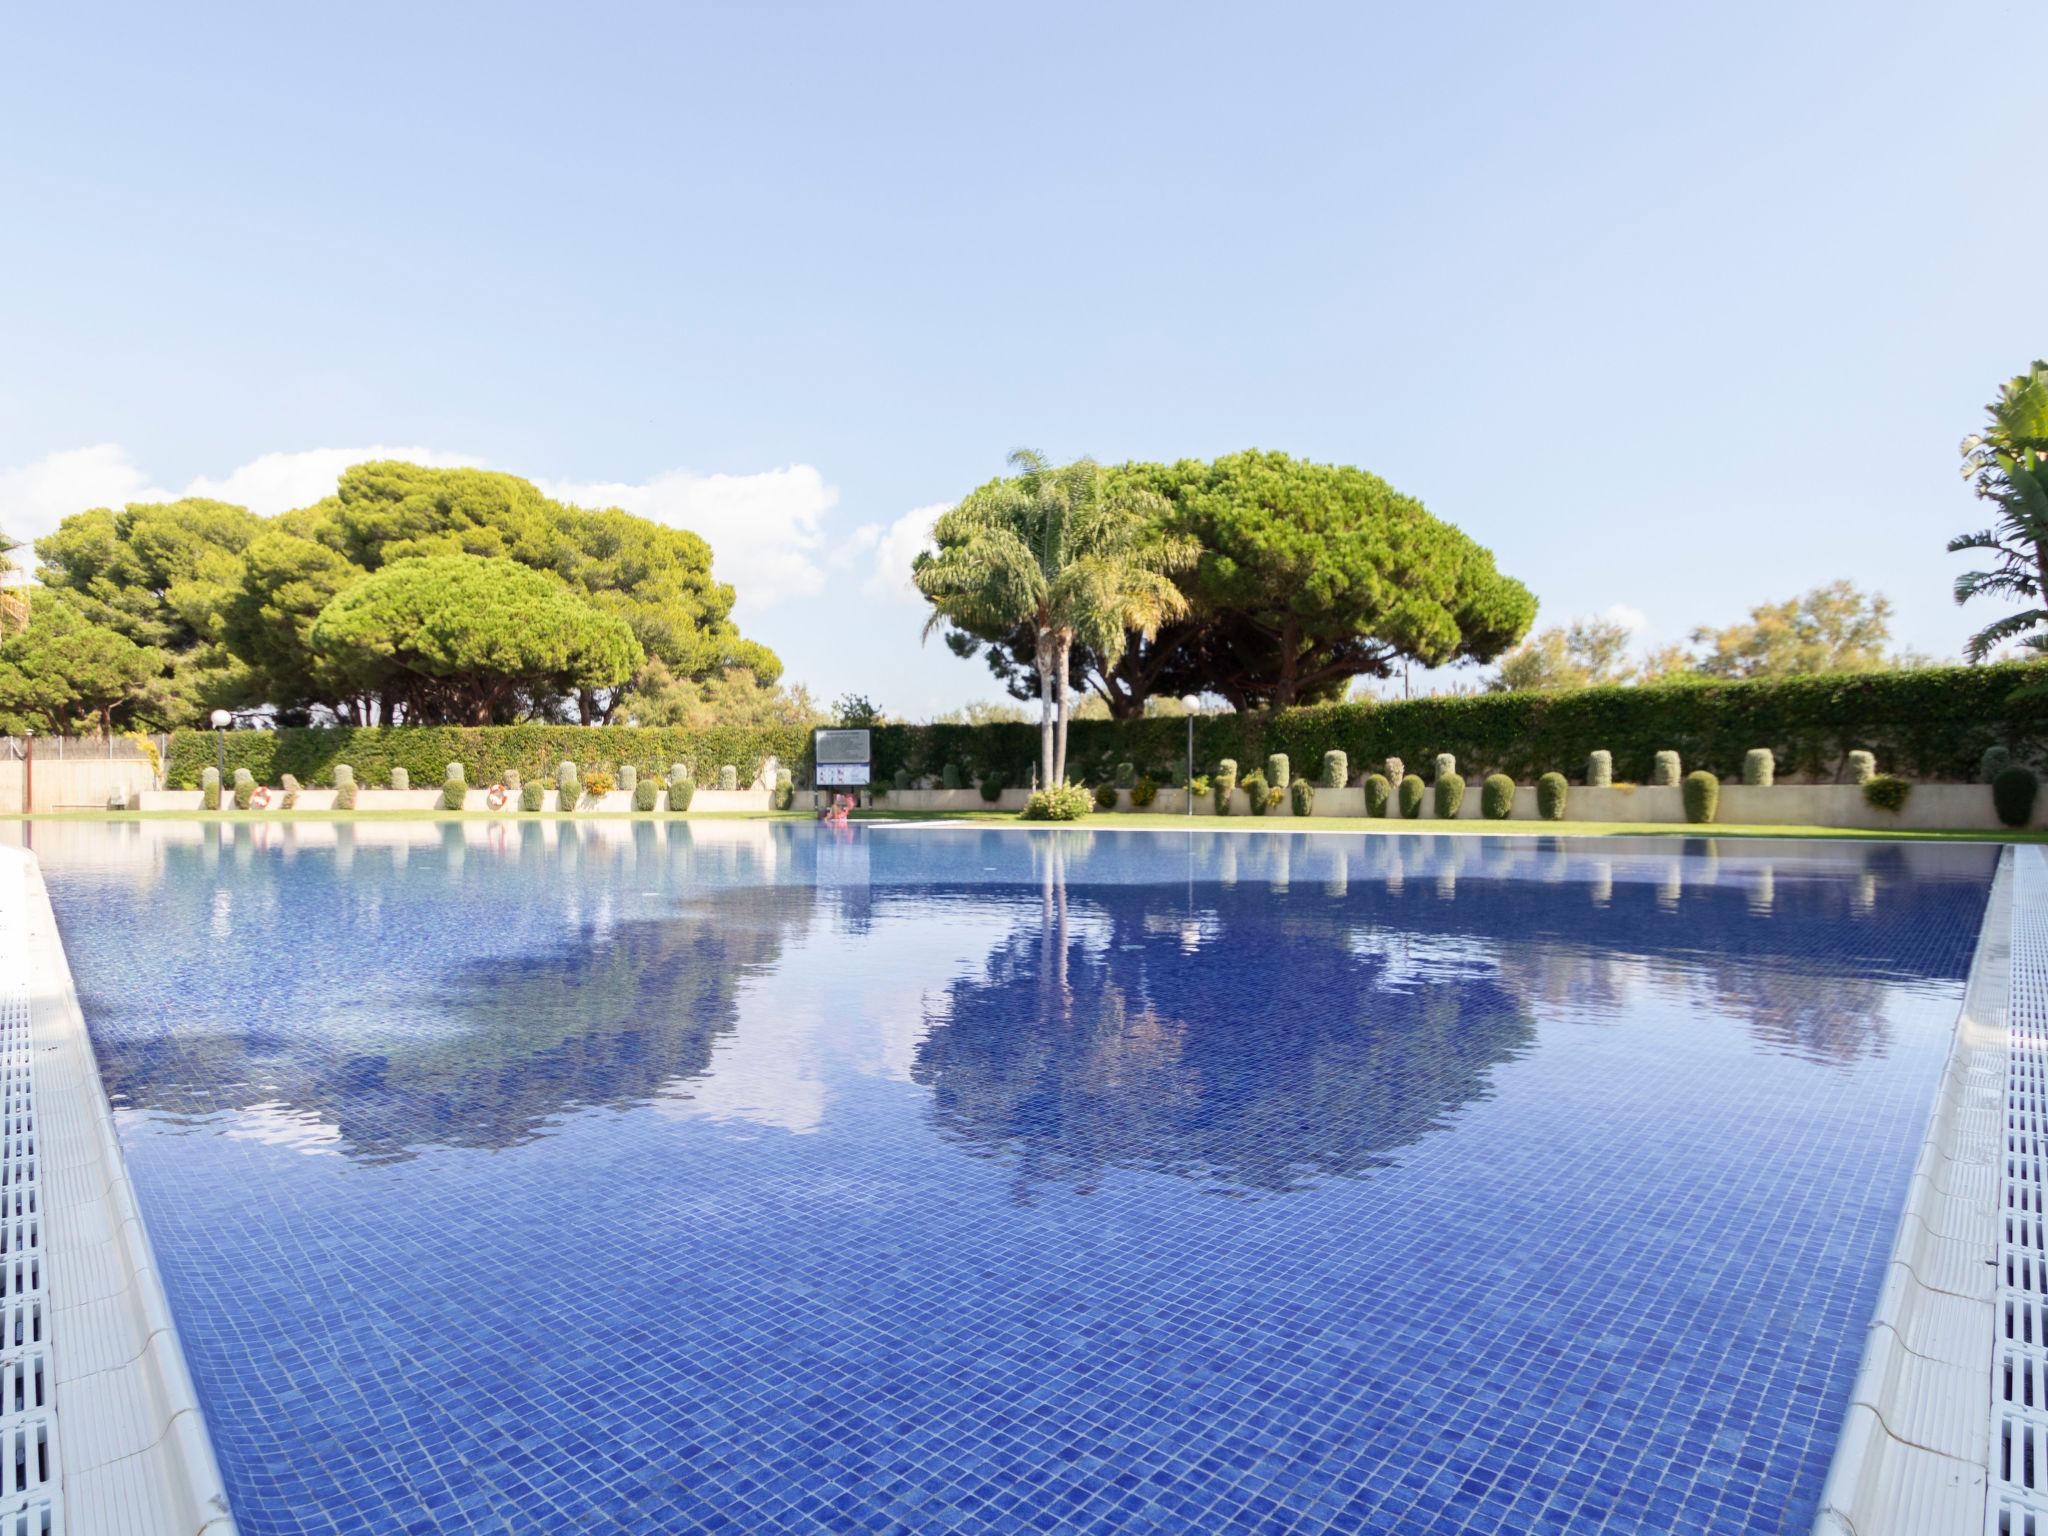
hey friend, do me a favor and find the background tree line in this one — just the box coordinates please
[0,460,813,733]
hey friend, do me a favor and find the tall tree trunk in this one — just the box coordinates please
[1273,619,1301,710]
[1036,630,1055,789]
[1053,633,1073,784]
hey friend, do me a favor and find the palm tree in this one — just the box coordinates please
[914,450,1195,787]
[1952,362,2048,661]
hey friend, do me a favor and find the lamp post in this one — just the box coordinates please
[210,710,231,781]
[1182,696,1200,816]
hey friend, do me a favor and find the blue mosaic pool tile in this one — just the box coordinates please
[21,821,1997,1534]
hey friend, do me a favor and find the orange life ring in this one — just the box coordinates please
[249,784,271,809]
[487,783,509,809]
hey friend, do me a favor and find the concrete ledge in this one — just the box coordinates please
[1811,845,2010,1535]
[7,847,238,1535]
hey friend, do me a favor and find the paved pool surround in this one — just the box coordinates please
[5,846,235,1535]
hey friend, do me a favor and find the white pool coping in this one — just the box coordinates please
[5,847,237,1535]
[1810,844,2013,1535]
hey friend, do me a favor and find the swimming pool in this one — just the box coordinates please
[29,821,1994,1534]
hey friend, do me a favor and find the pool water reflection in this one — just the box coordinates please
[28,821,1994,1534]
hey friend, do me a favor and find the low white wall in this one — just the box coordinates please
[120,779,2039,832]
[1114,780,2033,831]
[137,785,775,813]
[0,759,156,812]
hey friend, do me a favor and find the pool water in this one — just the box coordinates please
[29,822,1994,1534]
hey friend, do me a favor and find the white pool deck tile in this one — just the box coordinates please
[1811,843,2024,1536]
[2,846,236,1536]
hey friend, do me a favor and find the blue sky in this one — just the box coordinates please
[4,1,2043,717]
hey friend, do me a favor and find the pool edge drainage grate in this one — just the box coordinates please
[2,849,237,1536]
[1814,844,2016,1536]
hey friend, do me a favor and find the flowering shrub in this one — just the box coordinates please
[1022,784,1092,821]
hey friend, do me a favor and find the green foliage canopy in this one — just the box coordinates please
[309,555,642,725]
[1952,362,2048,662]
[0,590,162,733]
[932,450,1534,716]
[28,460,782,729]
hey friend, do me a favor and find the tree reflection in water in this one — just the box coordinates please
[63,821,1992,1174]
[911,839,1540,1196]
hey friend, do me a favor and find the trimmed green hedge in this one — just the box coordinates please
[166,723,807,790]
[1683,770,1720,824]
[1480,773,1515,819]
[165,662,2048,792]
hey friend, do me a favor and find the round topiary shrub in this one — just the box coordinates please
[333,764,356,811]
[1398,776,1424,818]
[1481,774,1515,820]
[633,777,659,812]
[1846,750,1876,785]
[1265,754,1289,789]
[520,780,546,812]
[279,773,301,811]
[1683,770,1719,824]
[1022,784,1091,821]
[619,765,638,794]
[1289,778,1314,816]
[1322,750,1348,789]
[668,771,696,813]
[233,768,255,810]
[1537,772,1567,821]
[774,770,794,810]
[1984,745,2014,784]
[504,769,522,792]
[1131,776,1158,808]
[1863,775,1911,814]
[1094,782,1119,810]
[442,762,467,811]
[557,761,578,810]
[1241,769,1271,815]
[1586,750,1612,788]
[942,762,962,790]
[1214,759,1239,816]
[891,767,910,793]
[391,766,410,791]
[1652,752,1680,787]
[1365,773,1392,817]
[201,766,222,811]
[1995,766,2039,828]
[979,773,1003,804]
[1742,749,1774,787]
[1433,753,1456,783]
[720,765,739,792]
[1434,772,1465,819]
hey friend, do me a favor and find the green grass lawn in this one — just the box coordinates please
[7,806,2040,843]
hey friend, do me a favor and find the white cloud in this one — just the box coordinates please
[184,445,483,517]
[539,465,838,611]
[845,501,947,604]
[1603,603,1648,633]
[0,444,844,610]
[0,444,170,546]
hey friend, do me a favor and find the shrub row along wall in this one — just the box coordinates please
[166,724,807,790]
[168,662,2048,791]
[864,663,2048,788]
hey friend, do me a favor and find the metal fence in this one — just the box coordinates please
[0,734,167,762]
